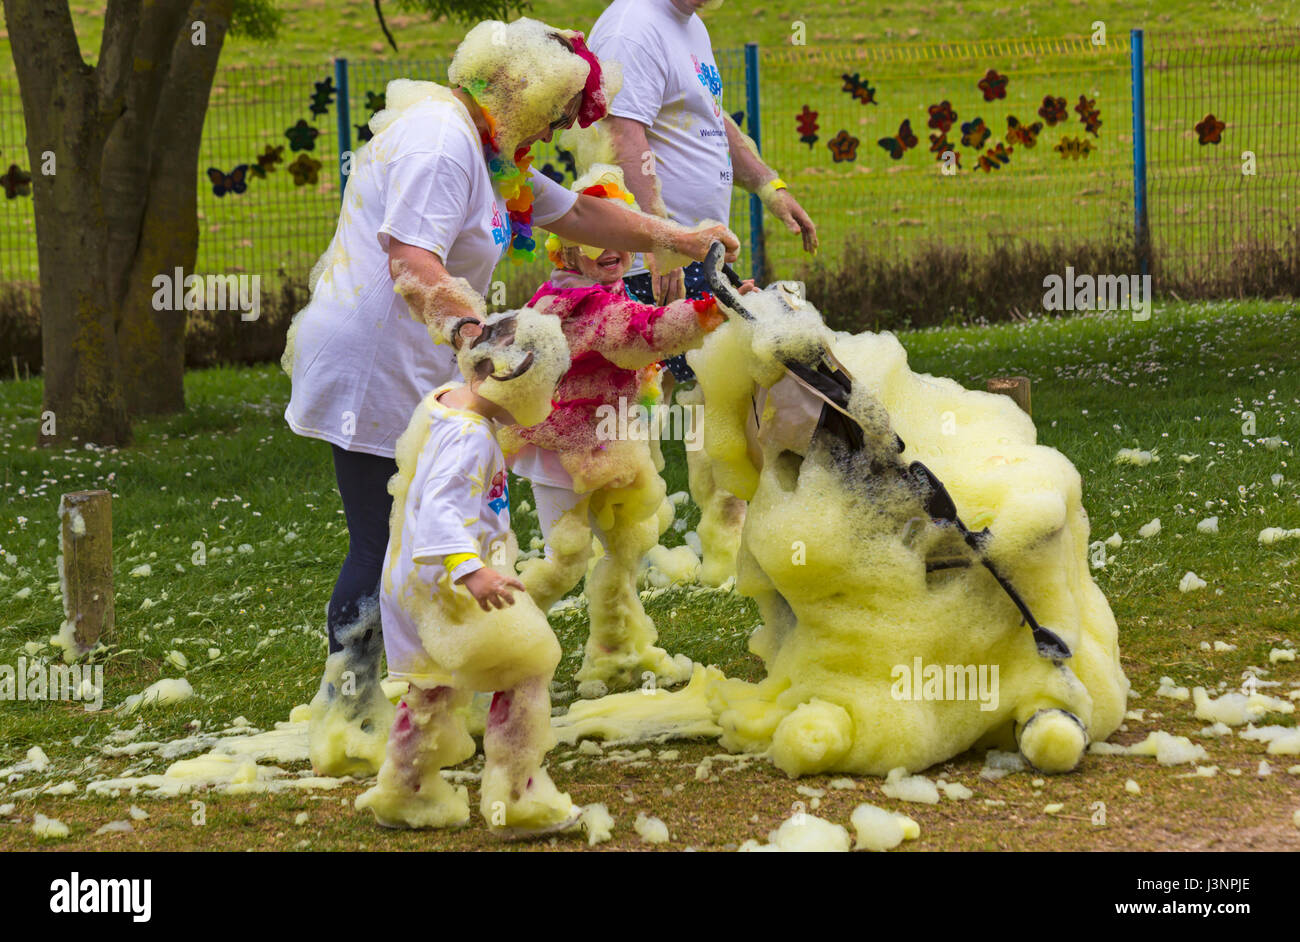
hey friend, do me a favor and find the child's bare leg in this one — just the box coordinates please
[356,684,475,829]
[518,494,593,612]
[308,599,394,777]
[480,676,577,834]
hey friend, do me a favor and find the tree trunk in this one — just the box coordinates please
[5,0,131,446]
[114,0,233,417]
[4,0,234,438]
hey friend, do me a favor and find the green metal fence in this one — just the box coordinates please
[1,29,1297,296]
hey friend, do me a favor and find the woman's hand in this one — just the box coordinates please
[460,567,526,611]
[675,223,740,264]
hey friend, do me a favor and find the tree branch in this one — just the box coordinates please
[97,0,142,116]
[1,0,90,95]
[373,0,398,52]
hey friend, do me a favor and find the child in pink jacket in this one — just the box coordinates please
[504,166,753,695]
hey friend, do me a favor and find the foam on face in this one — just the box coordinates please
[457,308,570,428]
[448,18,591,161]
[557,290,1128,777]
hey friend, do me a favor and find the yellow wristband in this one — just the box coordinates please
[444,552,479,571]
[757,177,788,204]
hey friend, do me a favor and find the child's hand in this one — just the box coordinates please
[460,567,526,611]
[738,279,757,295]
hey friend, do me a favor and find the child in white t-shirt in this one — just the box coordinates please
[357,308,578,837]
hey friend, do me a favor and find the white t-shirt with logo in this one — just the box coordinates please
[380,385,512,681]
[285,96,578,458]
[589,0,732,275]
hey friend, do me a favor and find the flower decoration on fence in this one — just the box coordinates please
[1038,95,1068,125]
[978,69,1008,101]
[354,88,388,143]
[927,100,958,134]
[796,105,820,148]
[1194,114,1226,145]
[250,145,284,179]
[828,129,861,162]
[730,110,745,128]
[288,153,323,186]
[877,119,918,160]
[975,142,1013,172]
[286,119,321,152]
[1005,115,1043,148]
[539,163,565,184]
[206,165,249,197]
[1074,95,1102,136]
[960,117,991,149]
[1054,136,1094,159]
[309,78,336,117]
[840,72,877,105]
[929,132,960,167]
[2,163,31,199]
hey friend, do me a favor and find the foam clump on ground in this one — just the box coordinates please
[1192,687,1293,727]
[739,812,851,852]
[117,678,193,714]
[851,803,920,851]
[1090,731,1208,766]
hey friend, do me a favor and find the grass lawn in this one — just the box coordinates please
[1,297,1298,851]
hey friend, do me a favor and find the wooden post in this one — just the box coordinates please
[988,376,1032,416]
[58,490,114,656]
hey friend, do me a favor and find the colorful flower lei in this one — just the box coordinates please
[463,79,537,264]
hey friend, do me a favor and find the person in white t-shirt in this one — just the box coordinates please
[357,308,580,836]
[283,17,740,778]
[584,0,817,588]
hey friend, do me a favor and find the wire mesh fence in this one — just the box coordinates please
[1,30,1298,310]
[753,35,1136,280]
[1144,27,1300,288]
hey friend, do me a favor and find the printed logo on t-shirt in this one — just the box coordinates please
[489,203,510,255]
[487,470,509,515]
[692,54,723,117]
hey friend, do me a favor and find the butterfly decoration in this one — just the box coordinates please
[1054,136,1094,159]
[1038,95,1068,126]
[248,145,284,180]
[365,90,386,113]
[730,110,745,128]
[355,123,374,143]
[1194,113,1226,145]
[796,105,820,148]
[828,129,861,162]
[288,153,323,186]
[1,163,31,199]
[929,132,960,168]
[840,72,877,106]
[1005,115,1044,148]
[927,101,958,134]
[976,142,1013,172]
[206,165,249,197]
[960,117,991,149]
[1074,95,1102,136]
[877,119,918,160]
[554,147,578,179]
[309,78,336,117]
[539,163,565,184]
[978,69,1009,101]
[286,119,321,152]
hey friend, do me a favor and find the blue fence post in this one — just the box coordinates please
[1129,30,1149,277]
[743,42,765,283]
[335,58,352,204]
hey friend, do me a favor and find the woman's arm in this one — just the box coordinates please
[386,239,486,345]
[724,114,818,254]
[545,194,739,266]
